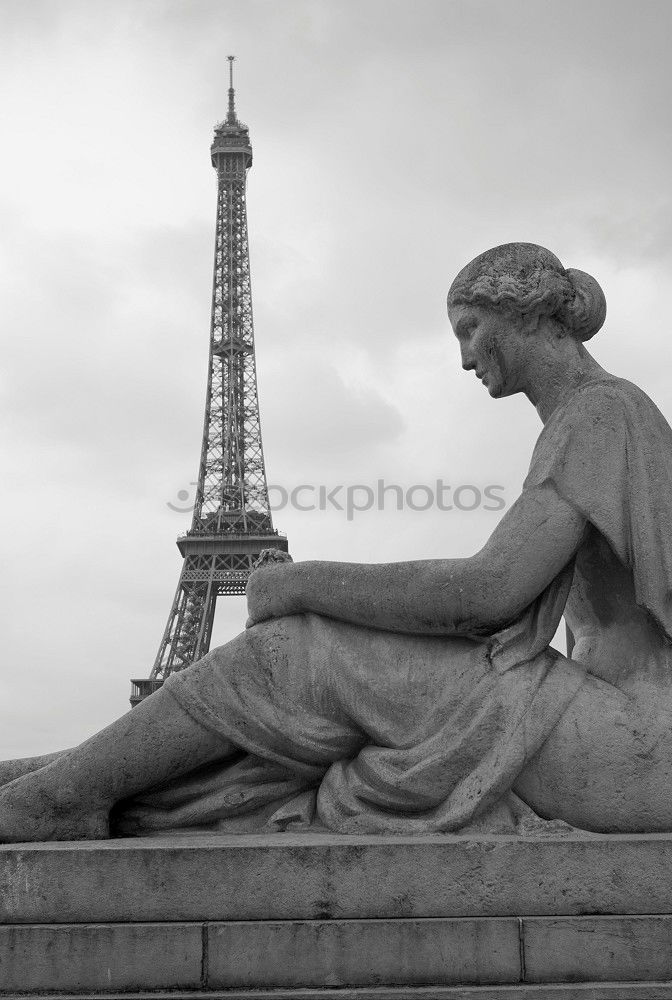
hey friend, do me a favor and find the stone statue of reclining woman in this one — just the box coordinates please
[3,241,672,842]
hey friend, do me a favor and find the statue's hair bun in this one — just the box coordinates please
[561,268,607,342]
[448,244,607,342]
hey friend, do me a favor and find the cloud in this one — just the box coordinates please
[260,351,405,473]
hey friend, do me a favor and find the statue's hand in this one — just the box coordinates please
[252,548,293,570]
[246,550,297,628]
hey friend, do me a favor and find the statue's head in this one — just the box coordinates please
[447,243,606,398]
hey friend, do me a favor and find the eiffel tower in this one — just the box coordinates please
[131,58,288,705]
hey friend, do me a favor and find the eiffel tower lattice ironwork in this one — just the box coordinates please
[130,58,288,706]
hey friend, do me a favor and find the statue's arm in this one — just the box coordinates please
[246,483,586,635]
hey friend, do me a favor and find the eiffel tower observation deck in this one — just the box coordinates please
[131,58,288,705]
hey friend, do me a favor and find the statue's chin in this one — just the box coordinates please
[486,379,516,399]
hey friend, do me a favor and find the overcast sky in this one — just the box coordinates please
[1,0,671,757]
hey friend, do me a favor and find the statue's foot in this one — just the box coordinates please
[0,752,65,787]
[0,773,110,843]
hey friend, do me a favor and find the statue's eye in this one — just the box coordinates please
[459,321,477,338]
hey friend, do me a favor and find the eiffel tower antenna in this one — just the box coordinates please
[227,55,237,122]
[131,61,288,704]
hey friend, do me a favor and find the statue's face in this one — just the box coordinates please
[448,302,527,399]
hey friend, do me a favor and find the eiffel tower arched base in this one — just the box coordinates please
[131,532,288,705]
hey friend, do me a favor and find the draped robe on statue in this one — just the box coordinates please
[114,376,672,836]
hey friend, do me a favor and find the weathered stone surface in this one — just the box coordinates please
[524,915,672,983]
[4,977,672,998]
[0,922,202,991]
[2,835,672,995]
[5,917,672,996]
[207,917,520,988]
[4,832,672,924]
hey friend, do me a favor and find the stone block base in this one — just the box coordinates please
[3,990,672,1000]
[2,833,672,996]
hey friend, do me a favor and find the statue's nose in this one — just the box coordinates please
[461,349,475,371]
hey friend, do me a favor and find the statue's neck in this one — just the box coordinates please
[527,347,607,424]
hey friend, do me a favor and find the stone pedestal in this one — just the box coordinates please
[1,832,672,997]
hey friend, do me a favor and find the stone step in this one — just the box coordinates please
[2,832,672,923]
[3,834,672,995]
[2,916,672,993]
[3,987,672,1000]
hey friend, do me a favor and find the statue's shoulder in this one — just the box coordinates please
[529,377,672,496]
[574,375,670,435]
[528,375,669,485]
[571,374,644,405]
[552,375,663,432]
